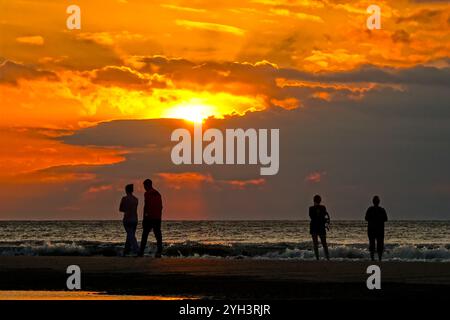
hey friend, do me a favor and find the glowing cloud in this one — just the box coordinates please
[16,36,44,46]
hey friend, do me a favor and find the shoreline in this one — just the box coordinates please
[0,257,449,300]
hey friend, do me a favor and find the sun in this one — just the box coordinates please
[165,101,216,123]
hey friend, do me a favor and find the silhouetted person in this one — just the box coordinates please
[139,179,163,258]
[365,196,388,261]
[309,195,330,260]
[119,184,139,256]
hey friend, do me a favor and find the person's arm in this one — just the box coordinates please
[383,208,388,222]
[143,192,149,217]
[324,206,330,223]
[119,197,126,213]
[309,207,313,220]
[365,208,370,221]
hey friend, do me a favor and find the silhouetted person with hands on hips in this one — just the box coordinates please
[365,195,388,261]
[309,195,330,260]
[119,184,139,256]
[139,179,163,258]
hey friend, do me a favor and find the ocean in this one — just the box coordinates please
[0,220,449,261]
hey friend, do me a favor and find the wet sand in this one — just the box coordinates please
[0,257,449,300]
[0,290,191,300]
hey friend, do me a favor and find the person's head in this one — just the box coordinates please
[313,195,322,205]
[125,184,134,195]
[372,195,380,206]
[143,179,153,191]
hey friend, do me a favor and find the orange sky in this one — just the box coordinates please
[0,0,449,219]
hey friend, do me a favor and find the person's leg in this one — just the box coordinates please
[130,222,139,254]
[311,234,319,260]
[139,221,151,257]
[319,234,330,260]
[153,220,163,257]
[368,235,375,261]
[377,233,384,262]
[123,221,131,256]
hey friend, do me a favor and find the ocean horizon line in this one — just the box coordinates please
[0,219,449,222]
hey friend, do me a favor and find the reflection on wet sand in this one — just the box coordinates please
[0,291,199,300]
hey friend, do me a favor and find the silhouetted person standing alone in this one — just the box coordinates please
[119,184,139,256]
[309,195,330,260]
[365,196,388,261]
[139,179,163,258]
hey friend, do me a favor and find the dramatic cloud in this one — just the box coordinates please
[160,4,207,13]
[225,178,266,190]
[176,20,245,36]
[306,172,326,184]
[0,0,449,220]
[15,36,44,46]
[391,30,411,43]
[90,66,160,90]
[0,60,58,85]
[397,8,447,24]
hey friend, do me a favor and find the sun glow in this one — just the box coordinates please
[165,101,216,123]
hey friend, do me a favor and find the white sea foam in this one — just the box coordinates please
[1,241,449,261]
[0,221,448,261]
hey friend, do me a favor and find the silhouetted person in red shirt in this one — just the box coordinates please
[119,184,139,256]
[139,179,163,258]
[365,196,388,261]
[309,195,330,260]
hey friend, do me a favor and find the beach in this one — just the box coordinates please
[0,257,449,300]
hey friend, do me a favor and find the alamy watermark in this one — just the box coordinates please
[366,265,381,290]
[367,5,381,30]
[66,265,81,290]
[171,122,280,176]
[66,5,81,30]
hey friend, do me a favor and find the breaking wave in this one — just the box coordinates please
[0,240,449,261]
